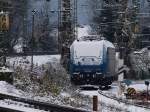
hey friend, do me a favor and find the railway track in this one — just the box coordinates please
[0,93,89,112]
[98,90,150,110]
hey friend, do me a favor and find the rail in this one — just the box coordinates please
[0,93,89,112]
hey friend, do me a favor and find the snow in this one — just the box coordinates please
[129,83,150,92]
[80,89,150,112]
[103,84,119,96]
[0,81,23,97]
[7,55,61,69]
[13,44,23,53]
[13,37,24,53]
[130,48,149,77]
[133,47,149,55]
[104,40,115,48]
[1,80,150,112]
[4,53,149,111]
[60,92,71,98]
[31,55,60,65]
[0,66,13,73]
[72,40,103,57]
[71,40,103,65]
[79,82,150,112]
[70,39,114,65]
[104,82,150,96]
[71,40,114,57]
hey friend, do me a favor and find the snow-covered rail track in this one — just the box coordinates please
[98,90,150,110]
[0,93,89,112]
[0,99,46,112]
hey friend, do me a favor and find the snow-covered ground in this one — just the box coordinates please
[79,82,150,112]
[3,55,91,111]
[80,90,150,112]
[1,79,150,112]
[7,55,60,68]
[0,81,23,97]
[0,81,46,112]
[3,54,150,111]
[129,83,149,92]
[103,81,150,96]
[0,81,90,111]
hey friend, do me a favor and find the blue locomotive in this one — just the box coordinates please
[69,36,116,86]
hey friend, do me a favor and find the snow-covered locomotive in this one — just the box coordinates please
[69,36,116,86]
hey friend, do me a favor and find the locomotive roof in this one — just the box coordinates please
[73,39,114,48]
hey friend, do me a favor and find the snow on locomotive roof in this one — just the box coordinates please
[70,39,115,57]
[74,25,115,57]
[72,40,103,57]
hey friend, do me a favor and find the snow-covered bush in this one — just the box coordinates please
[130,50,150,79]
[13,60,93,110]
[14,66,40,95]
[14,61,70,97]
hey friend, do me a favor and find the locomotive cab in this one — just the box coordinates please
[69,36,116,86]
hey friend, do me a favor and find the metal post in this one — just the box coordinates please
[145,81,149,104]
[147,85,149,102]
[93,95,98,111]
[58,0,61,53]
[31,10,35,71]
[74,0,77,40]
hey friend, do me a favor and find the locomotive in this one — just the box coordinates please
[69,35,116,86]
